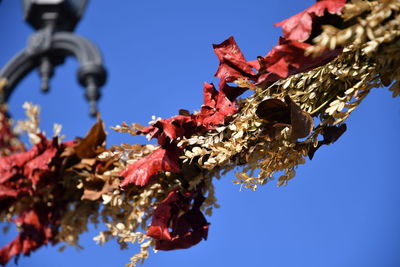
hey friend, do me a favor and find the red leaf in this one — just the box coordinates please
[139,115,197,146]
[266,57,290,78]
[257,37,340,84]
[0,206,57,265]
[274,0,346,42]
[256,38,309,83]
[193,82,238,129]
[140,82,244,143]
[23,138,59,187]
[213,36,256,86]
[0,142,41,184]
[120,147,180,187]
[0,135,67,215]
[0,134,72,265]
[0,185,19,199]
[0,135,57,200]
[220,81,248,103]
[146,191,182,241]
[202,82,218,108]
[147,190,209,251]
[0,236,21,266]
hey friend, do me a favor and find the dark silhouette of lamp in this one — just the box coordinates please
[0,0,107,116]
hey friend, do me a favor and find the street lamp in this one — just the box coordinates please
[0,0,107,116]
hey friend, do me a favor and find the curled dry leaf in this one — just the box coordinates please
[81,176,120,201]
[254,0,345,85]
[256,98,290,123]
[74,119,106,159]
[213,36,256,88]
[147,190,209,251]
[256,96,314,140]
[286,96,314,139]
[274,0,346,42]
[308,124,347,159]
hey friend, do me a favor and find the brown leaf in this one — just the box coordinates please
[179,109,191,116]
[74,119,106,159]
[285,96,314,139]
[81,176,119,201]
[259,123,290,142]
[322,124,347,144]
[308,124,347,159]
[256,96,314,140]
[256,98,290,123]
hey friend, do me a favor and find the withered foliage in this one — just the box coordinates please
[0,80,25,156]
[1,0,400,266]
[0,105,25,157]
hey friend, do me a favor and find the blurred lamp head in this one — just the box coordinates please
[23,0,88,31]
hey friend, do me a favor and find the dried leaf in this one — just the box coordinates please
[193,82,238,129]
[0,205,60,265]
[308,124,347,159]
[0,134,60,197]
[74,119,106,159]
[259,123,289,142]
[285,96,314,139]
[257,37,340,84]
[147,190,209,251]
[256,96,313,140]
[213,36,256,87]
[81,177,120,201]
[256,98,290,123]
[274,0,346,42]
[0,105,25,156]
[120,147,180,187]
[139,115,197,146]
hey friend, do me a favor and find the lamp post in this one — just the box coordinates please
[0,0,107,116]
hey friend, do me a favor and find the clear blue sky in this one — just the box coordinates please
[1,1,400,267]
